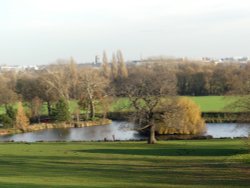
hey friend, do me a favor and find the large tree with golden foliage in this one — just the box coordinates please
[156,97,206,135]
[15,102,29,130]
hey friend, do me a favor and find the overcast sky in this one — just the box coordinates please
[0,0,250,65]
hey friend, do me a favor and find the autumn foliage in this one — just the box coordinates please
[156,98,206,135]
[15,102,29,130]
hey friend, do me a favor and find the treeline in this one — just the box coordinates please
[176,61,250,96]
[105,55,250,96]
[0,52,250,128]
[0,51,129,127]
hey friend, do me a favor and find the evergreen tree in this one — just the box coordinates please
[6,105,16,121]
[54,99,71,122]
[0,105,16,128]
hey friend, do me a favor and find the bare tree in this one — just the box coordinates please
[117,50,128,78]
[102,51,111,78]
[36,76,59,116]
[228,63,250,121]
[41,62,72,100]
[119,65,176,144]
[78,68,109,120]
[30,97,43,123]
[16,73,40,102]
[111,53,118,80]
[67,57,79,99]
[0,75,18,111]
[38,59,80,116]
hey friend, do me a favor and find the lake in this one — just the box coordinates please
[0,122,249,142]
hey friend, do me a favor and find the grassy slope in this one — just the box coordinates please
[0,140,249,188]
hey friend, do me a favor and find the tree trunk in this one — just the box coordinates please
[89,99,95,120]
[47,101,52,116]
[148,124,157,144]
[4,104,8,113]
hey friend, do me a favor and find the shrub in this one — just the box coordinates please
[0,106,16,128]
[156,97,206,135]
[0,114,14,128]
[6,105,16,120]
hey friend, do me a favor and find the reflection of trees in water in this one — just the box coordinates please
[57,128,70,138]
[235,123,250,137]
[236,123,250,151]
[117,122,134,131]
[85,127,97,137]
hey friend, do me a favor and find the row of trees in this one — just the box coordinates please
[0,53,249,143]
[1,56,248,116]
[104,55,250,96]
[102,50,128,80]
[0,51,129,127]
[176,61,250,96]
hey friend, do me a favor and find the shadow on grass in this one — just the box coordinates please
[0,182,93,188]
[0,154,249,187]
[76,148,248,156]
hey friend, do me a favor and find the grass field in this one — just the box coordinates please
[188,96,238,112]
[0,140,249,187]
[111,96,238,113]
[0,96,239,115]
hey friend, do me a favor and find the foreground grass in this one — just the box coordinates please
[0,140,249,187]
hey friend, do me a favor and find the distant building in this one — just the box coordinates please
[0,65,39,72]
[218,57,249,64]
[95,55,101,64]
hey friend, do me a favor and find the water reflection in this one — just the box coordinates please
[0,121,144,142]
[0,122,249,142]
[206,123,250,138]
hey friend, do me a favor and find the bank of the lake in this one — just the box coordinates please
[0,140,249,188]
[0,121,249,142]
[105,111,250,123]
[0,119,111,136]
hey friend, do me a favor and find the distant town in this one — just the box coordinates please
[0,56,249,72]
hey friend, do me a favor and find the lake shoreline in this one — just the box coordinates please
[0,119,112,136]
[105,111,250,123]
[0,121,249,142]
[0,137,249,143]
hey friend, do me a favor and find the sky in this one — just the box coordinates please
[0,0,250,65]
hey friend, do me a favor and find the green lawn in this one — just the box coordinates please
[0,96,240,116]
[0,140,249,187]
[110,96,238,113]
[188,96,238,112]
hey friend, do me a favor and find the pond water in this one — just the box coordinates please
[205,123,250,138]
[0,122,249,142]
[0,121,143,142]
